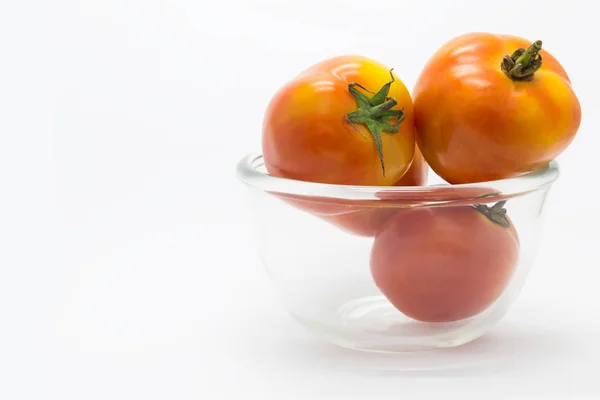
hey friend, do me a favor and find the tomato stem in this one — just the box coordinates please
[346,69,406,176]
[473,201,511,228]
[501,40,543,81]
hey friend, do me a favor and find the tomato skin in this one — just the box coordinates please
[370,205,519,322]
[320,205,399,238]
[395,145,428,187]
[413,33,581,184]
[319,147,428,237]
[263,55,415,186]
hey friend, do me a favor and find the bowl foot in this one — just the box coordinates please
[291,295,497,354]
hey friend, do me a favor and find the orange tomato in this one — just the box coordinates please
[262,55,415,186]
[413,33,581,184]
[370,202,519,322]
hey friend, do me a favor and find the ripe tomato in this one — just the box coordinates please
[413,33,581,184]
[263,55,415,186]
[320,147,428,237]
[370,202,519,322]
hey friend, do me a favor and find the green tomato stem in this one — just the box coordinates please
[473,201,511,228]
[345,69,406,177]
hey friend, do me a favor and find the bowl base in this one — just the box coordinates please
[292,295,495,353]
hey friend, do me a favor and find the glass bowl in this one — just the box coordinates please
[237,153,559,353]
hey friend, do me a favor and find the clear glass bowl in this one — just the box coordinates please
[237,153,559,353]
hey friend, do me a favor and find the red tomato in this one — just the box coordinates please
[413,33,581,183]
[263,55,415,186]
[370,202,519,322]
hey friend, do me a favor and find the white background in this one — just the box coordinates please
[1,0,598,398]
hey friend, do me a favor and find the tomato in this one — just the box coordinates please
[413,33,581,184]
[262,55,415,186]
[370,201,519,322]
[319,147,428,237]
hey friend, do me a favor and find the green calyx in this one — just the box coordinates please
[473,201,511,228]
[345,69,405,176]
[501,40,543,81]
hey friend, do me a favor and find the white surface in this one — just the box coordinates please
[1,0,599,398]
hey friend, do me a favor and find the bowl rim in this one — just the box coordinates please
[236,153,559,202]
